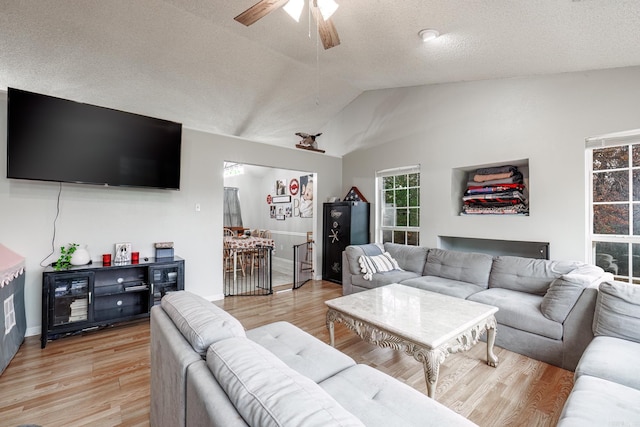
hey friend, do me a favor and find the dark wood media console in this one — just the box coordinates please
[41,256,184,348]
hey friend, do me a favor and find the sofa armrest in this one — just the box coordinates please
[342,251,356,295]
[594,280,640,343]
[561,286,598,371]
[150,306,203,427]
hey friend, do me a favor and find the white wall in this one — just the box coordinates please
[330,66,640,262]
[0,90,342,335]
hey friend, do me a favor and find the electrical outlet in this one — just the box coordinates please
[195,203,201,212]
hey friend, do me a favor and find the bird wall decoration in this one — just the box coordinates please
[295,132,325,153]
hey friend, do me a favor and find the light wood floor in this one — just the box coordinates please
[0,280,573,427]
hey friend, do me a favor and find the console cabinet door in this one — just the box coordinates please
[42,271,94,347]
[149,262,184,307]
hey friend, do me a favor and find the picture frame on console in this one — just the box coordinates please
[114,242,131,264]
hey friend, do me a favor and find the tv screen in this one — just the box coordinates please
[6,88,182,190]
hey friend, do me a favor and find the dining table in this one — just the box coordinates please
[224,235,275,249]
[224,236,275,277]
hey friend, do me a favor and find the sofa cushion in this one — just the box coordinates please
[468,288,563,340]
[400,276,485,299]
[350,270,422,290]
[593,280,640,344]
[557,375,640,426]
[575,336,640,390]
[359,252,402,280]
[246,321,356,383]
[320,364,477,427]
[207,337,364,427]
[489,256,580,295]
[383,243,429,274]
[161,291,246,356]
[345,244,384,275]
[424,249,493,288]
[541,266,609,323]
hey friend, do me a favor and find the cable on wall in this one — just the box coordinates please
[39,182,63,267]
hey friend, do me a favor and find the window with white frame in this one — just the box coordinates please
[376,166,420,245]
[587,130,640,285]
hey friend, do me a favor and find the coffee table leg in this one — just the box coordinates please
[421,350,443,399]
[328,320,335,347]
[486,326,498,367]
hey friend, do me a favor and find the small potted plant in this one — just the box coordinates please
[54,243,79,271]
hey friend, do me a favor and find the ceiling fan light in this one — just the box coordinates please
[317,0,339,21]
[418,29,440,42]
[283,0,304,22]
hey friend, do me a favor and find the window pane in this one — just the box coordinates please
[383,208,395,227]
[384,190,394,205]
[634,204,640,235]
[393,230,406,244]
[595,242,626,276]
[383,177,394,190]
[633,244,640,278]
[593,204,628,234]
[634,170,640,201]
[408,173,420,187]
[409,188,419,207]
[407,231,419,246]
[633,144,640,167]
[593,146,628,171]
[593,171,629,202]
[396,209,408,227]
[408,208,419,227]
[396,189,408,207]
[395,174,407,188]
[382,230,392,244]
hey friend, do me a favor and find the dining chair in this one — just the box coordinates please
[223,239,245,276]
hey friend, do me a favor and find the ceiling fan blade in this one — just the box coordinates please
[310,6,341,50]
[234,0,289,26]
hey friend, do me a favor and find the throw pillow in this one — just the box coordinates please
[541,277,585,323]
[594,281,640,343]
[358,252,402,281]
[541,265,609,323]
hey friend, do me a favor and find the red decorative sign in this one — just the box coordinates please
[289,178,299,196]
[266,194,272,204]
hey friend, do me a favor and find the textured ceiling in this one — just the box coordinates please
[1,1,640,156]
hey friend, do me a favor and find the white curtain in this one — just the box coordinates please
[223,187,243,228]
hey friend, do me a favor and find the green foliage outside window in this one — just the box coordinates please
[380,171,420,245]
[592,143,640,284]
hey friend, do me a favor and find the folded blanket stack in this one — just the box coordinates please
[462,165,528,215]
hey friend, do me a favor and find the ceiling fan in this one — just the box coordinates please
[234,0,341,50]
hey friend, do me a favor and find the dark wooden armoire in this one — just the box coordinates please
[322,201,370,284]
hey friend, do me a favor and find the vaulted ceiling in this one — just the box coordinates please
[1,1,640,157]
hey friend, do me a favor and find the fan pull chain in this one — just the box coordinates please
[316,9,320,106]
[316,6,320,106]
[308,0,312,38]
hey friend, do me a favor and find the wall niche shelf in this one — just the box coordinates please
[451,159,529,216]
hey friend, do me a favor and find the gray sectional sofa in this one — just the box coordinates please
[557,280,640,425]
[150,290,476,427]
[342,243,612,371]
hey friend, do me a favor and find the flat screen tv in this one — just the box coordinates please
[6,88,182,190]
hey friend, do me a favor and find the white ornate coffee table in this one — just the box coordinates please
[325,283,498,399]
